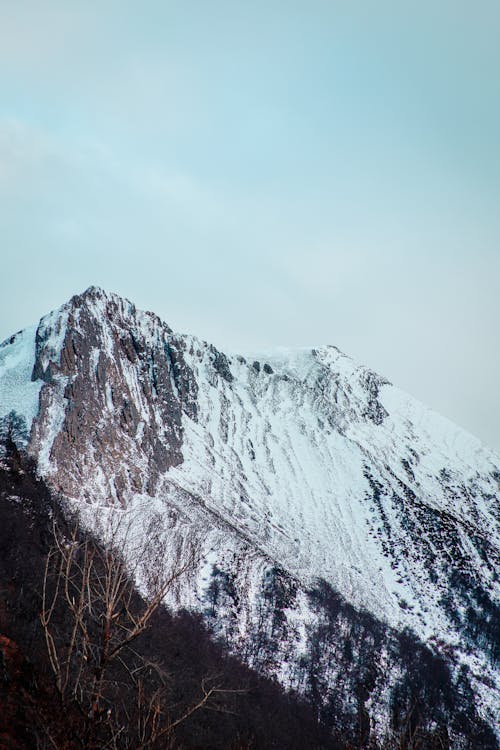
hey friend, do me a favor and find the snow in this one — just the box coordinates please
[0,326,42,441]
[169,350,390,617]
[157,339,499,724]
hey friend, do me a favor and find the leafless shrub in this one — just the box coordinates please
[39,515,241,749]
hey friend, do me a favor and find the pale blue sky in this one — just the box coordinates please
[0,1,499,450]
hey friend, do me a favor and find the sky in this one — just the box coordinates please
[0,1,499,452]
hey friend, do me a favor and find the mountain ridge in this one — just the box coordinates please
[0,285,498,747]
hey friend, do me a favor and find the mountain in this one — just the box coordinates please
[1,286,498,748]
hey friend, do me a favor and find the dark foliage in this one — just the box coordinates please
[304,580,498,750]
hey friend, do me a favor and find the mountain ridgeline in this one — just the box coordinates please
[0,286,498,748]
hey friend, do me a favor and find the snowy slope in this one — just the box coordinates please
[168,341,498,627]
[0,326,43,443]
[1,286,498,745]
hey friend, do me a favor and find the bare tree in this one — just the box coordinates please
[39,514,240,749]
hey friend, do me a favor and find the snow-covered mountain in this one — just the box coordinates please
[1,286,498,747]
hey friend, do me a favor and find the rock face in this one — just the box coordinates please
[0,286,499,748]
[28,288,198,504]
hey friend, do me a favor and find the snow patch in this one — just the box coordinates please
[0,326,43,442]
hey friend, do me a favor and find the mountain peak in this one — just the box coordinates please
[70,284,133,314]
[80,284,107,298]
[1,288,499,746]
[64,286,172,337]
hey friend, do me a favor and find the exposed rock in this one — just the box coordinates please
[28,287,192,502]
[212,349,234,383]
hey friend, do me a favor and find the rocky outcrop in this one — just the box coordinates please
[28,287,197,503]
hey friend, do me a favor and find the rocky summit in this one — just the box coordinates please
[1,286,499,748]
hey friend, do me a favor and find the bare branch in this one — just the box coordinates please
[38,513,228,749]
